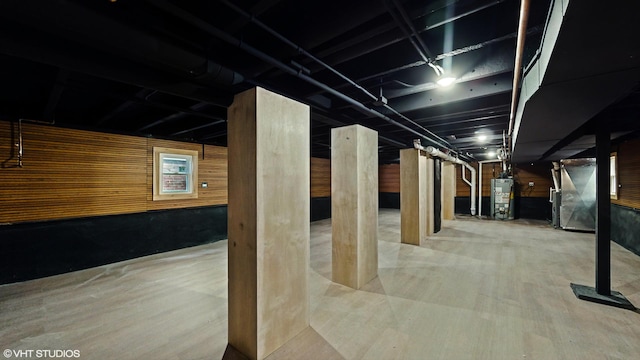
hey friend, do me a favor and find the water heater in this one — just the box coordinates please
[490,178,515,220]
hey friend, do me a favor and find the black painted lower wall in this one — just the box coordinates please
[311,197,331,221]
[455,196,551,220]
[611,204,640,256]
[0,206,228,285]
[1,197,335,285]
[8,197,632,285]
[380,192,400,209]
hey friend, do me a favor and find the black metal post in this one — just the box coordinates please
[570,120,634,310]
[595,121,611,295]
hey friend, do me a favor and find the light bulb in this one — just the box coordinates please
[437,76,456,87]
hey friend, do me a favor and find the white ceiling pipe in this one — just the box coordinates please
[551,161,561,191]
[477,159,503,217]
[414,142,477,216]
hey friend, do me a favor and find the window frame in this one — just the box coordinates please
[153,147,199,201]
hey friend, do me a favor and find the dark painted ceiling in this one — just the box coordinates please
[1,0,637,164]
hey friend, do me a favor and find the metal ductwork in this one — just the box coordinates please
[511,0,640,162]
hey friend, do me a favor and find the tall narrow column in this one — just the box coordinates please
[425,155,435,236]
[433,158,442,233]
[401,149,426,245]
[227,87,310,360]
[331,125,378,289]
[595,122,611,294]
[442,162,456,220]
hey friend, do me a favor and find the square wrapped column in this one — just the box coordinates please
[442,162,456,220]
[401,149,427,245]
[331,125,378,289]
[227,87,310,360]
[425,155,435,235]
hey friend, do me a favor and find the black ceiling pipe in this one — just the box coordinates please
[0,29,234,109]
[0,0,243,90]
[388,0,435,61]
[218,0,378,103]
[306,0,505,73]
[150,0,457,152]
[137,102,213,132]
[219,0,461,151]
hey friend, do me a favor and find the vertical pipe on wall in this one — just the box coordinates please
[17,118,56,168]
[507,0,531,156]
[551,161,561,191]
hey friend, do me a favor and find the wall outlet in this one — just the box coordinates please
[528,181,534,187]
[201,182,208,188]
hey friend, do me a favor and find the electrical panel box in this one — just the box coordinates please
[490,178,515,220]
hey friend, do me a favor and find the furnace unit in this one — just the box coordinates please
[559,159,596,231]
[490,178,515,220]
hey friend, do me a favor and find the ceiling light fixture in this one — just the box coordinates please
[429,62,456,87]
[477,134,487,142]
[437,76,456,87]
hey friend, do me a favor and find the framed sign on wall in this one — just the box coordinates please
[153,147,198,201]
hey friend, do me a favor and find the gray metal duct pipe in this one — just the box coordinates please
[149,0,455,151]
[414,142,477,216]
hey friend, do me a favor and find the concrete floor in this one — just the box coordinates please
[1,209,639,359]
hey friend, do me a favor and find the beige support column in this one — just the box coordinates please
[331,125,378,289]
[442,162,456,220]
[227,87,310,360]
[425,155,435,236]
[400,149,427,245]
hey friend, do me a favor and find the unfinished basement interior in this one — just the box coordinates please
[2,1,640,359]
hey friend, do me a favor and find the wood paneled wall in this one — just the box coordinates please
[456,162,553,198]
[613,138,640,209]
[311,157,330,198]
[512,163,554,197]
[1,121,336,224]
[379,164,400,192]
[0,122,227,224]
[1,122,148,223]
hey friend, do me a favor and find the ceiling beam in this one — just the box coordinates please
[385,73,513,114]
[384,50,513,99]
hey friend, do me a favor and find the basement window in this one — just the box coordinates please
[610,152,618,200]
[153,147,199,201]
